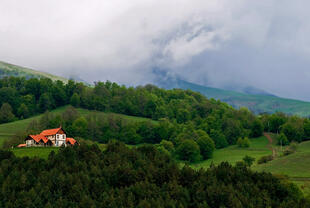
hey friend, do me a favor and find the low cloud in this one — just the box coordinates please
[1,0,310,100]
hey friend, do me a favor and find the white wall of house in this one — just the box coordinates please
[55,134,66,147]
[26,140,33,147]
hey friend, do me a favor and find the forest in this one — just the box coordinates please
[0,141,309,207]
[1,77,310,162]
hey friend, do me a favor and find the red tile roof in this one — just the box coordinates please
[29,134,49,143]
[17,144,26,148]
[66,138,77,145]
[40,127,62,136]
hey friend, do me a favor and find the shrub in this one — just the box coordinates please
[237,137,250,148]
[176,140,201,162]
[283,142,298,156]
[243,155,255,167]
[257,155,273,164]
[197,135,215,159]
[277,133,289,146]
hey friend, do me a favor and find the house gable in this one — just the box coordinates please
[40,127,66,136]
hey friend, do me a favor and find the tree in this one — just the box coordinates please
[242,155,255,167]
[210,129,228,149]
[223,119,245,145]
[281,120,304,142]
[0,103,16,123]
[277,133,289,146]
[251,119,263,137]
[72,117,88,138]
[197,135,215,159]
[176,140,201,162]
[237,137,250,148]
[176,108,191,123]
[243,137,250,148]
[237,137,243,147]
[303,119,310,138]
[17,103,30,119]
[70,93,80,107]
[39,93,54,112]
[159,140,175,153]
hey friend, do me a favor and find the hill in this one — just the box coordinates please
[159,78,310,117]
[0,61,68,82]
[3,60,310,116]
[0,106,156,147]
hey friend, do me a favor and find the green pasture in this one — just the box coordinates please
[189,136,271,169]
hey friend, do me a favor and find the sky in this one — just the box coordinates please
[1,0,310,100]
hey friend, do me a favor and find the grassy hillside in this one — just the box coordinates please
[188,136,271,169]
[0,61,68,83]
[185,134,310,195]
[0,106,156,146]
[253,140,310,195]
[163,79,310,117]
[3,60,310,116]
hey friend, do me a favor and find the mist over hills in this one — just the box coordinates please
[153,70,310,116]
[1,60,310,117]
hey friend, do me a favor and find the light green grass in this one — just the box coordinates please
[0,106,157,147]
[12,147,59,159]
[253,141,310,177]
[0,61,68,83]
[253,140,310,195]
[189,136,271,169]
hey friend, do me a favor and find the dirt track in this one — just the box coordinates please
[263,132,276,158]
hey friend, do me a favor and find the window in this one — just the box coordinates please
[57,135,59,139]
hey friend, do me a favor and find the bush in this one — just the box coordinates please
[210,129,228,149]
[237,137,250,148]
[176,140,201,162]
[277,133,289,146]
[283,142,298,156]
[243,155,255,167]
[197,135,215,159]
[257,155,273,164]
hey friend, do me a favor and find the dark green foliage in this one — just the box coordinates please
[209,129,228,149]
[17,103,29,119]
[277,133,289,146]
[258,155,273,164]
[242,155,255,167]
[0,103,16,123]
[70,92,80,107]
[196,135,215,159]
[0,77,260,147]
[237,137,250,148]
[176,140,201,162]
[0,144,308,207]
[72,117,88,138]
[251,118,263,137]
[39,93,54,112]
[281,118,304,142]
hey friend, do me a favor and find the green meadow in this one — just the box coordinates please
[0,106,156,146]
[12,147,59,159]
[189,136,271,169]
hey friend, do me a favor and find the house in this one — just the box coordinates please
[24,127,78,147]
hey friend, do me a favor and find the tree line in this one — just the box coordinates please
[0,77,265,161]
[261,112,310,145]
[0,142,309,208]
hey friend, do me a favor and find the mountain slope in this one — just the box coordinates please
[0,61,68,83]
[159,78,310,116]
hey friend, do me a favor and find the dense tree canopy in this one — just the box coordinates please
[0,142,308,207]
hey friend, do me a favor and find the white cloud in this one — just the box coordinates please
[1,0,310,100]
